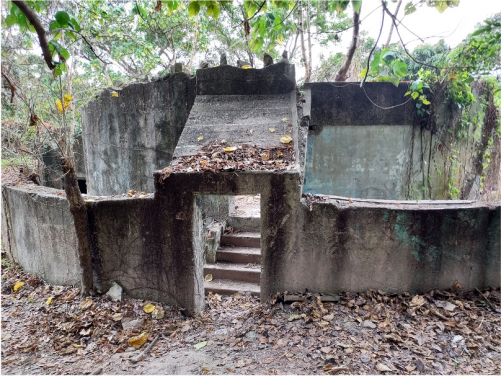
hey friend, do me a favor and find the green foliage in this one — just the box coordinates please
[360,48,408,87]
[404,0,459,15]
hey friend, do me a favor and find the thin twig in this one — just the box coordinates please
[130,334,161,363]
[360,6,385,87]
[476,288,501,314]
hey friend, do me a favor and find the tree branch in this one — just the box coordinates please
[334,4,362,82]
[12,0,54,70]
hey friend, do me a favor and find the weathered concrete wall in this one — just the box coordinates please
[173,63,298,163]
[81,73,196,196]
[302,82,501,200]
[271,197,500,295]
[1,185,80,285]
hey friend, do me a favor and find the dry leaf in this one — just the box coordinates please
[205,274,213,282]
[376,363,392,372]
[79,299,93,310]
[194,341,207,349]
[223,147,237,153]
[143,303,155,313]
[152,307,165,320]
[111,313,124,321]
[111,91,119,97]
[410,295,426,307]
[288,314,302,322]
[198,136,204,141]
[46,296,54,305]
[129,332,147,349]
[269,128,275,133]
[13,281,25,291]
[280,135,292,144]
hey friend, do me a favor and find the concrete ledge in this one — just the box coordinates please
[196,63,296,96]
[302,82,415,126]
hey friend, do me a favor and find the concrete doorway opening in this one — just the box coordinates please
[202,195,261,298]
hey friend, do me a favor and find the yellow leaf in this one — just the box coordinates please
[280,135,292,144]
[223,146,237,153]
[269,128,275,133]
[80,299,93,310]
[449,74,457,79]
[281,117,290,122]
[242,65,251,69]
[56,100,64,114]
[63,94,72,102]
[46,296,54,305]
[201,160,208,166]
[205,274,213,282]
[73,344,84,348]
[143,303,155,313]
[111,91,119,97]
[129,332,147,349]
[198,136,204,141]
[13,281,25,291]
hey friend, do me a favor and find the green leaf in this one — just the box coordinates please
[17,12,27,28]
[5,14,17,27]
[28,23,35,32]
[351,0,362,13]
[404,91,411,96]
[392,60,408,77]
[390,76,400,87]
[359,67,368,78]
[49,21,61,30]
[434,1,449,13]
[422,99,431,105]
[382,51,398,65]
[411,92,419,100]
[60,48,70,61]
[65,31,76,41]
[54,31,63,40]
[70,18,81,32]
[404,2,417,15]
[188,1,200,16]
[55,11,70,26]
[54,66,63,76]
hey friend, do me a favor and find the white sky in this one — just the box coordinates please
[342,0,501,51]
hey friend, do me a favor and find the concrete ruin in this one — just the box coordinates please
[2,62,500,316]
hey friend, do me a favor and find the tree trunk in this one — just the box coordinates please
[306,0,312,82]
[334,5,362,82]
[384,0,402,48]
[62,159,93,295]
[298,0,309,82]
[14,0,94,296]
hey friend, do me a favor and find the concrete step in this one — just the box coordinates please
[221,232,260,248]
[216,247,261,264]
[226,216,261,233]
[204,279,260,297]
[204,263,260,284]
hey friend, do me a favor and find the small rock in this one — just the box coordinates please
[360,353,370,363]
[122,318,145,330]
[106,283,122,302]
[363,320,377,329]
[323,314,334,321]
[245,331,256,340]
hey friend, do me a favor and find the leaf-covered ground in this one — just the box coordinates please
[1,257,500,375]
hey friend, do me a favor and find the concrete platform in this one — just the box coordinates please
[216,247,261,264]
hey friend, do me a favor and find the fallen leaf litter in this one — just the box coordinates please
[1,259,500,375]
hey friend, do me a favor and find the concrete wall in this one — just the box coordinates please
[302,82,501,200]
[1,185,80,285]
[81,73,196,196]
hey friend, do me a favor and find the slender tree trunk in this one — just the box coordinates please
[298,0,309,82]
[14,0,93,296]
[384,0,402,48]
[306,0,312,82]
[187,17,199,73]
[334,4,361,82]
[62,159,93,295]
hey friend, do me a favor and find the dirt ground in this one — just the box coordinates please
[1,258,500,375]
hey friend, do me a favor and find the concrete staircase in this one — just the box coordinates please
[204,212,261,297]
